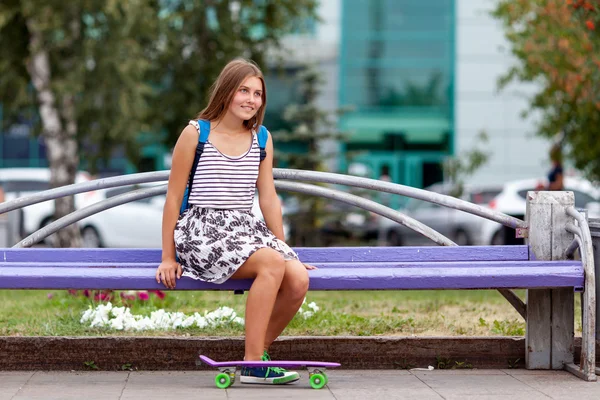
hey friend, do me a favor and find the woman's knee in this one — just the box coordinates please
[231,248,285,280]
[282,261,310,300]
[260,252,286,281]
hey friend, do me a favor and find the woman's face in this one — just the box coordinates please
[229,76,263,123]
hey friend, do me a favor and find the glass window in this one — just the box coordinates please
[3,137,30,160]
[517,189,535,200]
[341,0,453,110]
[469,189,502,205]
[0,180,49,193]
[572,190,596,209]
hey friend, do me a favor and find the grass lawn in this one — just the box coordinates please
[2,289,577,337]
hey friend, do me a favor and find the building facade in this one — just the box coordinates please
[278,0,550,189]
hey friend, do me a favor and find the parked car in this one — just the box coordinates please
[1,168,291,248]
[0,168,98,245]
[78,184,165,248]
[75,187,290,248]
[378,183,503,246]
[480,177,600,245]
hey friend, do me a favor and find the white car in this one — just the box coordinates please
[81,189,290,248]
[79,184,165,248]
[480,177,600,245]
[1,168,289,248]
[0,168,98,245]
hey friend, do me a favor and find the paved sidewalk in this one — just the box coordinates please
[2,369,599,400]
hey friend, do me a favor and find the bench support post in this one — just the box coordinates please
[526,191,575,370]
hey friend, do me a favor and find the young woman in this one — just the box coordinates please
[155,59,314,385]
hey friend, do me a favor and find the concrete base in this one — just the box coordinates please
[1,336,597,371]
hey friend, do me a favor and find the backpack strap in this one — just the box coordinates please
[179,119,210,214]
[257,125,268,161]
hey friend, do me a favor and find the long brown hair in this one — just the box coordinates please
[196,59,267,130]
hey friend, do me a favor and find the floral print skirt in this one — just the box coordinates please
[174,206,299,284]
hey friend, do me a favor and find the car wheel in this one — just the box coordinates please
[82,226,103,248]
[387,230,403,246]
[454,229,471,246]
[491,230,505,245]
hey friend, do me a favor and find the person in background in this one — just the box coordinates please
[547,145,564,191]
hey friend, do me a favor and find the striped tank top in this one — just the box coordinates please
[187,120,260,210]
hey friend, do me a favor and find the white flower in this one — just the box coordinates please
[80,302,318,331]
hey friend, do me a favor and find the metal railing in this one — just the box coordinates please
[564,207,597,381]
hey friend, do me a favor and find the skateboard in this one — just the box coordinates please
[199,355,341,389]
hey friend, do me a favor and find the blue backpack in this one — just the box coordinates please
[179,119,269,214]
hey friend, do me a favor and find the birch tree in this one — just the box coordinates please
[0,0,318,247]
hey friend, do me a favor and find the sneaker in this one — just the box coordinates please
[262,351,300,376]
[240,366,299,385]
[239,351,300,385]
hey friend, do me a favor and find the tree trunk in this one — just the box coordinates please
[26,22,81,248]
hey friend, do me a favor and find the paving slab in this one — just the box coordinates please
[10,372,128,400]
[0,372,34,400]
[2,369,599,400]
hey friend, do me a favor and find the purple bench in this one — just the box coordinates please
[0,245,584,292]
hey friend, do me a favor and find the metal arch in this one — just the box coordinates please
[274,181,456,246]
[274,169,526,229]
[564,206,596,382]
[0,169,525,229]
[14,185,168,248]
[13,182,456,248]
[0,171,170,215]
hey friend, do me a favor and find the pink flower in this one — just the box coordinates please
[47,293,54,299]
[120,292,136,301]
[150,290,166,300]
[94,291,112,302]
[138,291,150,301]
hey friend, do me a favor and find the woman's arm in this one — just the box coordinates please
[256,132,285,241]
[160,125,198,263]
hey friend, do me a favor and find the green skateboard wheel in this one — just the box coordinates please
[309,373,326,389]
[215,372,231,389]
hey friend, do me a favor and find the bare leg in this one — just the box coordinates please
[230,248,286,361]
[264,260,310,352]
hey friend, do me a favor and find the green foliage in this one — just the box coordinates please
[0,0,158,169]
[146,0,320,148]
[0,0,319,170]
[491,319,525,336]
[83,360,98,370]
[435,356,473,370]
[492,0,600,181]
[1,289,538,337]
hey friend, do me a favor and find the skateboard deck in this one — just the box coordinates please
[199,355,340,389]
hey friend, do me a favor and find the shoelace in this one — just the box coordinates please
[262,351,287,375]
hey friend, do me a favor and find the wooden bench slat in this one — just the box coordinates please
[0,260,580,270]
[0,265,583,291]
[0,245,530,263]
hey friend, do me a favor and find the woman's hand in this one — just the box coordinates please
[156,259,183,289]
[303,263,317,270]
